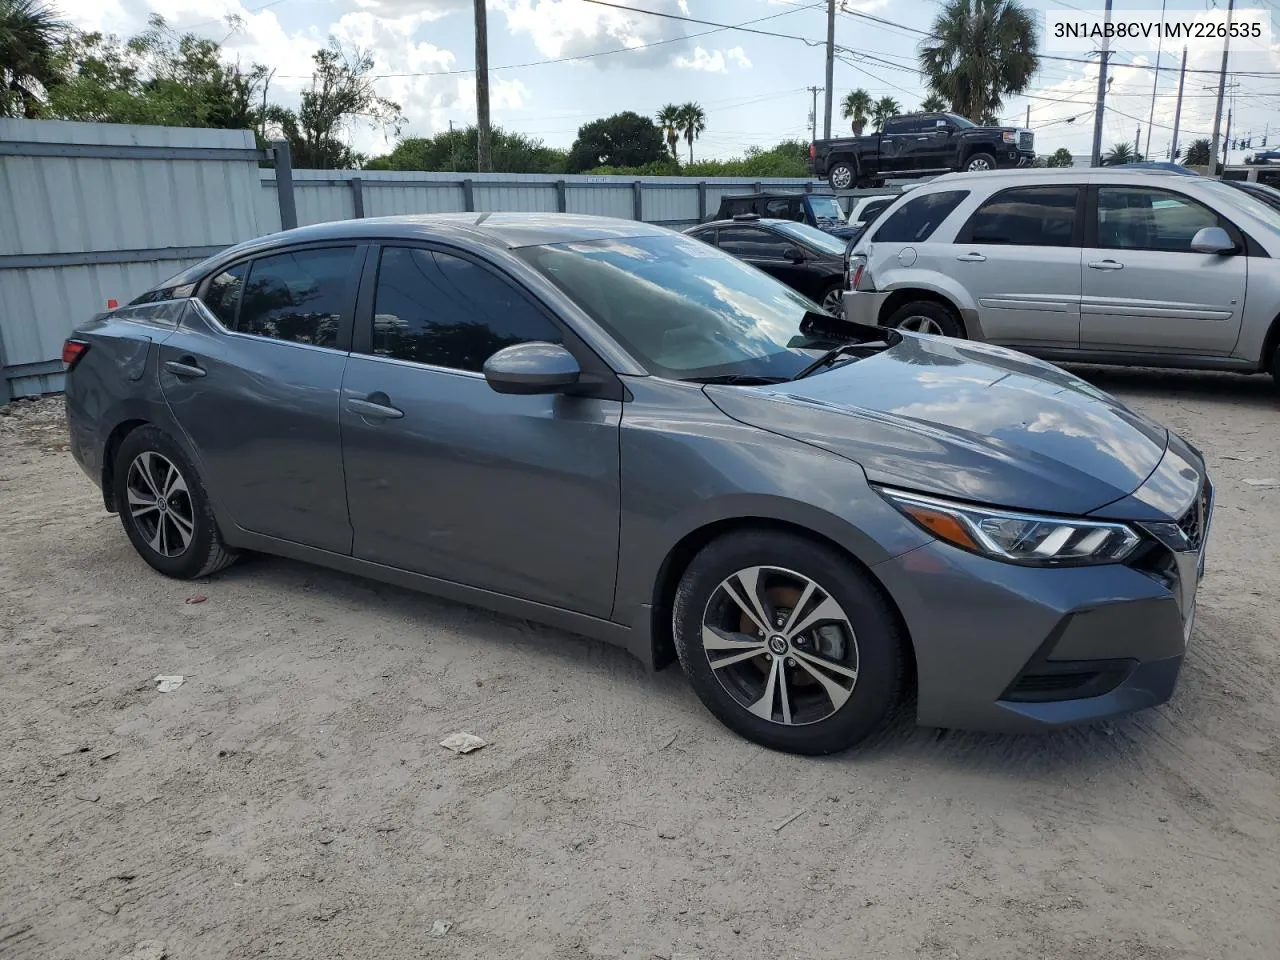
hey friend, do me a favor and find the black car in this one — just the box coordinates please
[685,215,849,314]
[710,192,858,240]
[811,112,1035,190]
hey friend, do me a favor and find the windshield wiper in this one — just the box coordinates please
[790,344,866,381]
[684,374,789,386]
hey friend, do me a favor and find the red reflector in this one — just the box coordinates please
[62,340,89,369]
[809,143,816,159]
[106,299,118,309]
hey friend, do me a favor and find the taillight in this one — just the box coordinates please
[850,263,865,290]
[62,339,89,370]
[809,143,816,160]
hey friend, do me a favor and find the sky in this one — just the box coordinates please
[52,0,1280,164]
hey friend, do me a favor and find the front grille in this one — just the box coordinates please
[1178,481,1211,550]
[1018,131,1033,151]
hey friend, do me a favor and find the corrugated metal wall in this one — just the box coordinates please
[2,119,816,399]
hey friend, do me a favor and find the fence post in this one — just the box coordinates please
[271,139,297,230]
[462,179,475,212]
[697,181,707,221]
[350,177,365,218]
[804,181,813,194]
[555,179,567,213]
[754,180,763,193]
[0,336,11,405]
[632,180,643,221]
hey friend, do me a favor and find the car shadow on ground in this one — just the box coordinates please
[1067,364,1278,406]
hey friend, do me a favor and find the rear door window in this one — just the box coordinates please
[872,190,970,243]
[961,185,1080,247]
[236,246,358,348]
[717,227,790,259]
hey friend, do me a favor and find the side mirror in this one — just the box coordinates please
[483,342,581,395]
[1190,226,1236,254]
[782,245,805,263]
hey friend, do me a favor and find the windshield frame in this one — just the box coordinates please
[946,113,976,129]
[1197,178,1280,241]
[770,220,850,257]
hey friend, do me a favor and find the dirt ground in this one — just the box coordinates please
[1,369,1278,960]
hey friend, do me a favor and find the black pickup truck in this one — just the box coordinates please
[810,112,1035,190]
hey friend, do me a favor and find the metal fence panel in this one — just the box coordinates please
[566,184,634,220]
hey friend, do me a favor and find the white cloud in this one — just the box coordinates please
[675,47,727,74]
[727,46,751,69]
[491,0,692,70]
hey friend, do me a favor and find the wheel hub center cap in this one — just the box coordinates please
[157,498,168,512]
[767,635,788,656]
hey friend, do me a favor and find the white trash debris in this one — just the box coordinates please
[430,920,453,937]
[1242,478,1279,488]
[154,676,185,693]
[439,732,487,754]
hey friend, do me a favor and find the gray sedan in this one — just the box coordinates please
[63,213,1212,754]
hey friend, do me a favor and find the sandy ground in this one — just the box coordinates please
[1,370,1278,960]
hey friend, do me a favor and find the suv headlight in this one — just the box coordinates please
[877,487,1140,566]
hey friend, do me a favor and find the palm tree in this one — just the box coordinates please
[920,92,948,112]
[656,103,681,160]
[676,101,706,164]
[1102,141,1140,166]
[871,96,900,130]
[1183,138,1211,166]
[919,0,1038,125]
[0,0,69,118]
[841,88,872,134]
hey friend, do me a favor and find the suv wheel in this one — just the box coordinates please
[828,162,855,190]
[673,531,906,755]
[964,152,996,173]
[114,425,238,580]
[884,300,965,338]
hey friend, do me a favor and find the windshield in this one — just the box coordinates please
[772,220,850,256]
[1199,179,1280,239]
[947,114,976,129]
[520,234,841,381]
[807,195,846,222]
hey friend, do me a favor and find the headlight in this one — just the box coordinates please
[878,487,1141,566]
[1002,130,1016,143]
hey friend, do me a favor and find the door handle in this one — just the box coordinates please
[164,358,206,378]
[1089,260,1124,270]
[955,253,987,262]
[346,395,404,421]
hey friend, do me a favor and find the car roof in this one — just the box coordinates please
[930,166,1199,186]
[218,212,670,260]
[719,192,836,201]
[689,218,793,230]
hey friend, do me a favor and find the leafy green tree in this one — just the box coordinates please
[367,125,567,173]
[841,88,872,134]
[871,96,900,129]
[656,103,681,159]
[676,101,706,163]
[1046,146,1074,167]
[566,110,667,172]
[920,92,948,113]
[919,0,1038,125]
[1102,141,1141,165]
[1183,138,1211,166]
[0,0,68,117]
[266,41,402,169]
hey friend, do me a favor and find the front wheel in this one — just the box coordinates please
[672,531,906,755]
[113,425,238,580]
[964,152,996,173]
[828,161,855,190]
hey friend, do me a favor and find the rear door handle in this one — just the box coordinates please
[1089,259,1124,270]
[164,358,206,378]
[956,253,987,263]
[346,395,404,421]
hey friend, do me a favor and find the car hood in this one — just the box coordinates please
[705,334,1170,516]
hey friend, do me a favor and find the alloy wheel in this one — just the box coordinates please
[701,566,859,726]
[830,166,853,189]
[821,288,844,315]
[897,315,944,335]
[967,157,992,171]
[126,451,196,558]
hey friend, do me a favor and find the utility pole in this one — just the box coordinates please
[1025,103,1031,128]
[1090,0,1114,167]
[808,85,823,144]
[823,0,835,139]
[1136,123,1142,157]
[1209,0,1235,178]
[1144,0,1167,160]
[1223,109,1233,168]
[1170,46,1187,160]
[473,0,492,172]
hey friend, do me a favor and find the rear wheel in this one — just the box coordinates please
[672,531,906,755]
[114,426,238,580]
[884,299,965,338]
[819,283,845,316]
[828,161,855,190]
[1272,343,1280,389]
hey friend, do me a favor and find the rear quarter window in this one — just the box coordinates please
[872,190,970,243]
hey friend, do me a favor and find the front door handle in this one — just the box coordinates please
[346,394,404,421]
[164,358,206,378]
[1089,259,1125,271]
[956,253,987,263]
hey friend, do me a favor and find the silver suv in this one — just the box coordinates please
[844,168,1280,384]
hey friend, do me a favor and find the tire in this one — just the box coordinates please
[828,161,855,191]
[884,300,965,338]
[1272,343,1280,389]
[964,152,996,173]
[672,530,906,755]
[113,425,238,580]
[818,282,845,317]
